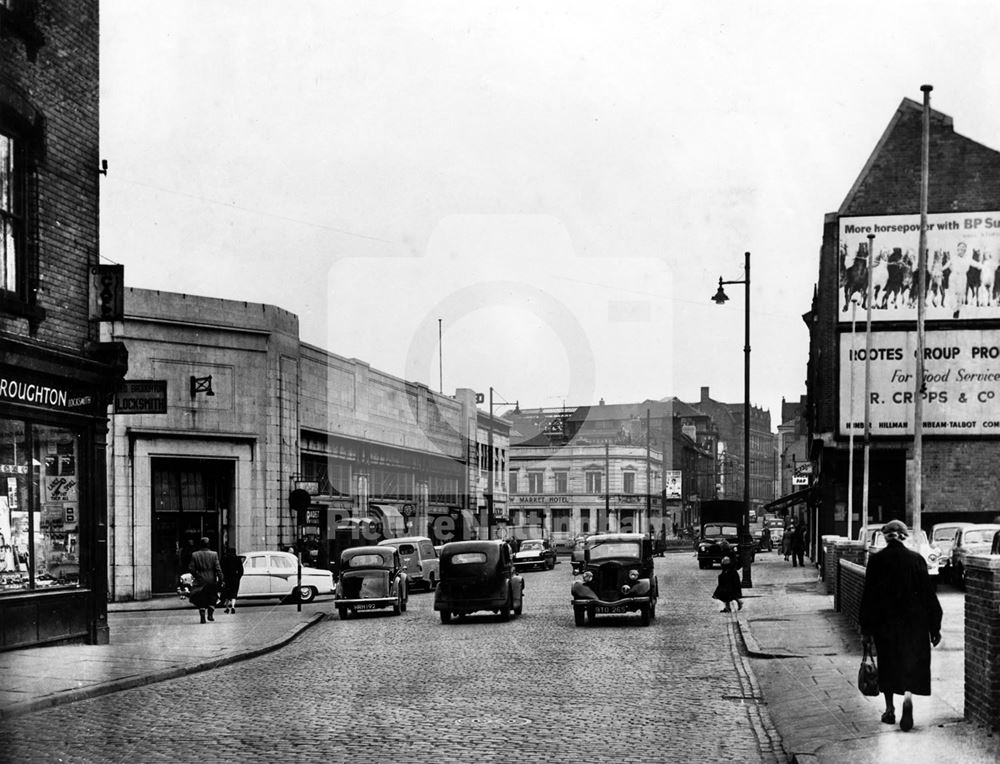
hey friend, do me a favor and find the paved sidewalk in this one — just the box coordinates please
[738,554,1000,764]
[0,596,326,719]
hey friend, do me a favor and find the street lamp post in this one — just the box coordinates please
[712,251,753,588]
[485,387,518,541]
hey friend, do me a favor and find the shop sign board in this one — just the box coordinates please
[839,328,1000,437]
[665,470,682,499]
[838,211,1000,323]
[114,380,167,414]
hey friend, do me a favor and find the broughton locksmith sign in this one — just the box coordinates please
[839,328,1000,437]
[114,380,168,414]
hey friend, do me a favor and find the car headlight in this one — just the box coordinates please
[582,571,594,583]
[698,544,708,552]
[628,569,639,581]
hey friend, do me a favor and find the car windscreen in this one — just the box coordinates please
[704,524,738,536]
[933,528,957,541]
[520,541,543,550]
[347,554,388,568]
[588,541,640,561]
[447,552,488,565]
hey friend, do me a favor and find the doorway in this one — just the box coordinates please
[150,458,234,593]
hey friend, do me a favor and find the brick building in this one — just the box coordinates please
[1,2,128,648]
[805,96,1000,544]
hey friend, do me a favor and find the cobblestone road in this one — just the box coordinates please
[1,552,787,763]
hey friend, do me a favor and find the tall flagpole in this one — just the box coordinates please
[913,84,932,535]
[863,233,875,540]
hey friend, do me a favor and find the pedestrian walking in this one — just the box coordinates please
[781,523,793,560]
[220,547,244,614]
[712,541,743,613]
[188,537,223,624]
[791,522,807,567]
[859,519,942,732]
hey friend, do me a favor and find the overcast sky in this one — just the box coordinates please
[99,1,1000,423]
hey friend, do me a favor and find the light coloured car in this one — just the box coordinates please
[513,538,557,571]
[930,522,973,580]
[237,550,334,603]
[378,536,439,591]
[862,528,940,581]
[949,524,1000,589]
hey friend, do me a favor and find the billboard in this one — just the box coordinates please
[665,470,682,500]
[838,211,1000,322]
[839,328,1000,437]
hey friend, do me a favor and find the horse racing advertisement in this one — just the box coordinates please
[838,212,1000,322]
[839,328,1000,437]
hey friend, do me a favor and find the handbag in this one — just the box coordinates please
[858,643,880,696]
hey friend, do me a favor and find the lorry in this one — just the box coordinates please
[696,500,749,569]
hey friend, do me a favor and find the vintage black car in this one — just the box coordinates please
[334,546,408,619]
[434,541,524,623]
[697,522,743,569]
[570,533,658,626]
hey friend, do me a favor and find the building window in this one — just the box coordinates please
[554,471,568,493]
[623,472,636,494]
[0,132,23,296]
[527,472,544,493]
[586,471,602,494]
[508,472,518,494]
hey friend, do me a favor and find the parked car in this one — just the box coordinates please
[550,531,575,556]
[863,527,941,582]
[949,524,1000,589]
[334,546,408,619]
[378,536,439,591]
[434,541,524,623]
[570,535,588,574]
[238,550,335,603]
[930,521,973,580]
[571,533,658,626]
[513,538,557,571]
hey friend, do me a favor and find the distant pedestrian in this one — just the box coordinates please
[189,537,223,624]
[791,522,807,567]
[712,541,743,613]
[860,520,942,731]
[220,547,244,614]
[781,523,794,560]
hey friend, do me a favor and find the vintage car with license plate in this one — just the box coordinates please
[571,533,658,626]
[434,541,524,623]
[238,550,335,604]
[334,546,408,619]
[948,524,1000,589]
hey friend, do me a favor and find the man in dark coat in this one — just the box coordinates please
[189,537,223,624]
[860,519,942,731]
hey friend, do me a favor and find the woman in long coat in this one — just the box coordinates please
[712,541,743,613]
[859,520,942,731]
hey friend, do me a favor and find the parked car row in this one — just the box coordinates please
[939,523,1000,589]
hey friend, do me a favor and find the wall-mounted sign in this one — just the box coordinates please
[838,212,1000,323]
[90,264,125,321]
[839,328,1000,436]
[665,470,682,499]
[114,380,167,414]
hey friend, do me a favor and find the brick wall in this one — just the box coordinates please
[836,558,866,634]
[1,0,100,350]
[964,554,1000,729]
[923,442,1000,515]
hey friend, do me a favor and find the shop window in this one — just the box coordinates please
[1,131,23,296]
[1,419,81,592]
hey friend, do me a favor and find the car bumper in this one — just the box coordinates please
[434,597,507,613]
[513,558,546,568]
[571,579,652,600]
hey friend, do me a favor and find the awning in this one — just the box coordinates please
[367,504,406,538]
[763,487,813,514]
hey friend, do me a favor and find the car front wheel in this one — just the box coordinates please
[574,606,585,626]
[337,606,348,620]
[440,609,451,624]
[639,603,651,627]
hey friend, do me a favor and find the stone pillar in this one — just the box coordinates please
[964,554,1000,729]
